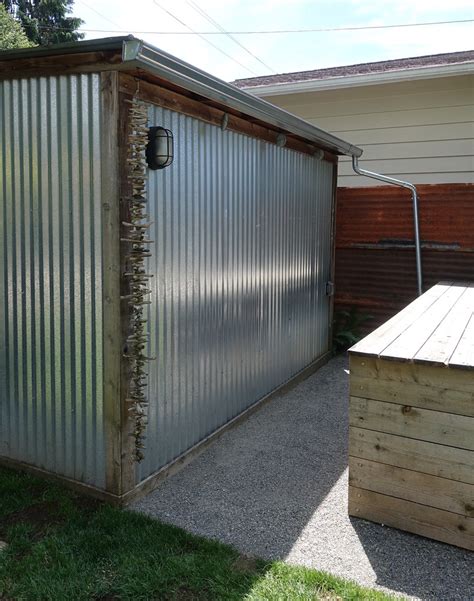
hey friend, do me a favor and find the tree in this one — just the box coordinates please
[1,0,84,46]
[0,3,33,48]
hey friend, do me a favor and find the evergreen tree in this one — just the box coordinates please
[1,0,84,46]
[0,3,33,48]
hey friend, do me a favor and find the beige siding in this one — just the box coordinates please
[261,75,474,186]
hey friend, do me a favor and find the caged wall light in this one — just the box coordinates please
[146,126,174,170]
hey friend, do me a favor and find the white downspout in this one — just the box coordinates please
[351,155,423,296]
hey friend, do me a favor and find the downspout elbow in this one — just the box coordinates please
[351,154,423,297]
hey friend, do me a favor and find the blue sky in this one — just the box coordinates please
[72,0,474,80]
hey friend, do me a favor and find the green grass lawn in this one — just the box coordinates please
[0,467,396,601]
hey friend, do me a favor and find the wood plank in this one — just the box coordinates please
[350,374,474,417]
[349,457,474,517]
[450,313,474,369]
[117,91,136,495]
[118,73,331,160]
[415,285,474,367]
[349,427,474,484]
[348,486,474,551]
[0,50,122,80]
[350,355,474,395]
[380,284,467,361]
[349,282,452,357]
[100,71,123,496]
[350,397,474,451]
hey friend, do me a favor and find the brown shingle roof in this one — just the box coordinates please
[232,50,474,88]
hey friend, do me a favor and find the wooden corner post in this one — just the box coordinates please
[100,71,135,497]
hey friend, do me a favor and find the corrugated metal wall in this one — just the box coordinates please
[335,184,474,332]
[138,106,335,482]
[0,74,105,488]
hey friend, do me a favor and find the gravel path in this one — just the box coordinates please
[133,355,472,600]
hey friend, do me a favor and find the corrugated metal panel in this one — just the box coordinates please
[0,74,105,488]
[138,107,335,481]
[334,184,474,332]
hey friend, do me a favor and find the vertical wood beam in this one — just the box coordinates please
[100,71,123,495]
[118,88,137,493]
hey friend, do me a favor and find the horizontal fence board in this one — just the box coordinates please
[350,374,474,417]
[349,427,474,484]
[336,184,474,249]
[334,184,474,331]
[348,486,474,551]
[350,397,474,451]
[348,457,474,517]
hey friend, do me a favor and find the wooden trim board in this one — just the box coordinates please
[100,71,123,496]
[349,427,474,485]
[350,396,474,451]
[350,373,474,417]
[349,486,474,551]
[350,355,474,396]
[349,456,474,517]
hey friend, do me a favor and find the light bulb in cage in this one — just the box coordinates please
[146,126,174,170]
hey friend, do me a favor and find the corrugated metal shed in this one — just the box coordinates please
[0,74,105,488]
[0,37,358,502]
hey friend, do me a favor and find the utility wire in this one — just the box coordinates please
[77,0,124,30]
[185,0,276,73]
[151,0,259,75]
[71,17,473,35]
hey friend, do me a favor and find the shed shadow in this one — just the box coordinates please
[133,355,349,559]
[351,517,473,600]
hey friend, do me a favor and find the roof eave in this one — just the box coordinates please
[122,38,362,157]
[240,62,474,97]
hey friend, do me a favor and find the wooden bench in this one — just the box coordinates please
[348,281,474,550]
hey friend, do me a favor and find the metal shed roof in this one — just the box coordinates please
[0,36,362,158]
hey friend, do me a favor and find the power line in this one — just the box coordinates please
[151,0,259,75]
[77,0,123,30]
[185,0,276,73]
[73,17,474,35]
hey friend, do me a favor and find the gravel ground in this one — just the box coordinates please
[133,355,473,600]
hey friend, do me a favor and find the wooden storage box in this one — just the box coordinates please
[348,282,474,551]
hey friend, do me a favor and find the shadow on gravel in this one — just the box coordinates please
[134,355,349,559]
[134,355,471,601]
[352,518,473,601]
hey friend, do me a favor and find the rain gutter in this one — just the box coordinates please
[121,38,363,158]
[351,156,423,296]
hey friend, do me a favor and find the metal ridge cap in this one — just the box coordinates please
[123,39,362,157]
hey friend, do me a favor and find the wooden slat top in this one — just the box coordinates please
[350,282,474,369]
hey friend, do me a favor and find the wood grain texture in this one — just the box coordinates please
[100,71,122,495]
[414,285,474,365]
[349,427,474,484]
[349,456,474,517]
[349,486,474,551]
[349,282,451,357]
[350,396,474,451]
[118,73,336,160]
[381,284,471,363]
[0,50,122,80]
[450,313,474,369]
[349,374,474,417]
[350,355,474,395]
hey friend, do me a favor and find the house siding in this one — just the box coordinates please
[259,75,474,186]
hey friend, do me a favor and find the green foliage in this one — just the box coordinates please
[0,3,32,48]
[0,466,396,601]
[333,307,372,354]
[1,0,84,46]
